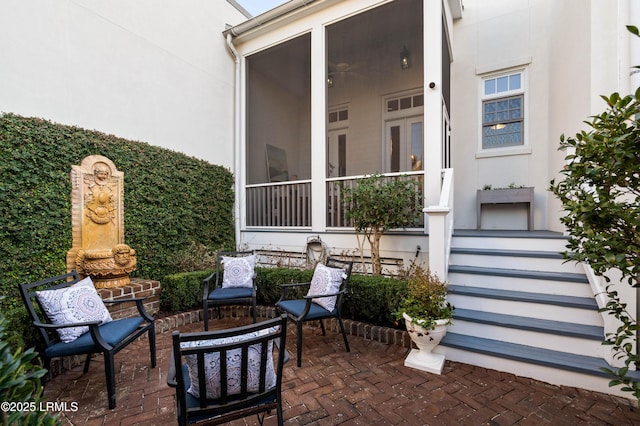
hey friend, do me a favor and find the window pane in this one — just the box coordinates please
[413,94,424,107]
[484,79,495,95]
[400,97,412,109]
[482,95,524,149]
[483,122,523,148]
[387,99,399,112]
[496,76,508,92]
[329,112,338,123]
[509,73,521,90]
[338,109,348,121]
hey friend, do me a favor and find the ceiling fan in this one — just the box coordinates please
[327,60,366,86]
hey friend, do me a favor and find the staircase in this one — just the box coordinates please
[435,230,634,397]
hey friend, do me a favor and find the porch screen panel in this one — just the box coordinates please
[246,34,311,227]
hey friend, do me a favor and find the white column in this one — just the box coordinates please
[310,24,327,232]
[424,0,444,211]
[629,0,640,91]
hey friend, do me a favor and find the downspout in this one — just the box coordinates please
[226,32,242,248]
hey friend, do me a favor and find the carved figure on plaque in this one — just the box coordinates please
[66,156,137,288]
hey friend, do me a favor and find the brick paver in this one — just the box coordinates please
[44,314,640,425]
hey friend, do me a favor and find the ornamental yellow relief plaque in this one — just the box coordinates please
[66,155,136,288]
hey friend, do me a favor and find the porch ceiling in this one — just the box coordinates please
[247,0,423,97]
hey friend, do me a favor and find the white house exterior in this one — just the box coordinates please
[224,0,640,398]
[2,0,640,398]
[0,0,249,168]
[228,0,639,267]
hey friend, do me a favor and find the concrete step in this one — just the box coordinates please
[449,308,604,357]
[452,231,568,252]
[436,333,640,398]
[449,248,583,274]
[448,265,593,297]
[447,285,601,324]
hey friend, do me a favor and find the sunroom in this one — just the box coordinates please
[226,0,461,267]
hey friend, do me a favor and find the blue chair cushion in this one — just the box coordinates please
[45,317,144,358]
[207,287,253,300]
[276,299,336,320]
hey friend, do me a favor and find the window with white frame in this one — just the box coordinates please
[481,70,525,149]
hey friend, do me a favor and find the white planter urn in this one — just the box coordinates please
[403,312,448,374]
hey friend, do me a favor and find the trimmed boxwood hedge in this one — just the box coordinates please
[161,267,408,328]
[0,113,235,313]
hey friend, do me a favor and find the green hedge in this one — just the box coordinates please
[0,113,235,313]
[161,267,408,328]
[159,270,215,313]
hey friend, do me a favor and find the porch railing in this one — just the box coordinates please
[245,180,311,227]
[245,173,425,229]
[327,172,424,228]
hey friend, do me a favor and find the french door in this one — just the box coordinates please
[385,117,424,172]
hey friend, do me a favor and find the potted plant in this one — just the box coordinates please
[394,266,454,374]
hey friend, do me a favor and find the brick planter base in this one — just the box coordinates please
[97,278,161,319]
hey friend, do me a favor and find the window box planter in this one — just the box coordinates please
[476,187,534,230]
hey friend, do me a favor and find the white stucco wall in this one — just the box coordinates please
[450,0,631,230]
[0,0,248,169]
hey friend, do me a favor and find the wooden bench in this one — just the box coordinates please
[476,187,534,230]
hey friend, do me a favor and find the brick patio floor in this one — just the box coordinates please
[43,313,640,425]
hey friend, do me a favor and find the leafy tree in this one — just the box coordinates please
[341,174,421,275]
[549,25,640,402]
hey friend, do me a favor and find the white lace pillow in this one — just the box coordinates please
[35,276,112,343]
[182,326,278,400]
[221,255,256,288]
[306,263,347,312]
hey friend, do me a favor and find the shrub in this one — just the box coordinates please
[160,270,215,312]
[549,26,640,402]
[161,267,407,328]
[0,312,59,426]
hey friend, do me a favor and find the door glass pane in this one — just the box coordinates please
[338,134,346,176]
[390,125,400,173]
[410,122,423,171]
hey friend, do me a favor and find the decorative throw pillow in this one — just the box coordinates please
[221,255,256,288]
[182,326,278,400]
[35,276,112,343]
[306,263,347,312]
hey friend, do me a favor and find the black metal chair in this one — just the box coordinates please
[203,251,257,330]
[167,315,288,426]
[18,270,156,409]
[276,257,353,367]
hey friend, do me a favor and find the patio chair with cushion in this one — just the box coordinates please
[167,314,288,426]
[18,270,156,409]
[276,257,353,367]
[203,251,257,330]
